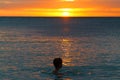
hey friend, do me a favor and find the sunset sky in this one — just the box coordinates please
[0,0,120,17]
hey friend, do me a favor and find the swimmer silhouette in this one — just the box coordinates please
[53,58,63,75]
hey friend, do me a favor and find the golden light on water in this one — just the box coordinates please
[62,39,70,42]
[61,38,74,66]
[60,37,98,66]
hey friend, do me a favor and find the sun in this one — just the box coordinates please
[62,12,70,17]
[59,8,72,17]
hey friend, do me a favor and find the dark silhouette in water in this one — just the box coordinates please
[53,58,63,75]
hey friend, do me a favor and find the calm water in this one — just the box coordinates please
[0,17,120,80]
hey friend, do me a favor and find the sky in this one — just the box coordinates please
[0,0,120,17]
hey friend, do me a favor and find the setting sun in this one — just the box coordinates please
[62,12,70,17]
[59,8,73,17]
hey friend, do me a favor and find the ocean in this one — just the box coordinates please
[0,17,120,80]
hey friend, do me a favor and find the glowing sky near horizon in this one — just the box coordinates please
[0,0,120,16]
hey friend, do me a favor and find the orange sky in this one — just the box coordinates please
[0,0,120,17]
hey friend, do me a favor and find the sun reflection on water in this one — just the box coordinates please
[60,37,100,67]
[61,38,74,66]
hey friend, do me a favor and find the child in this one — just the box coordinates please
[53,58,63,75]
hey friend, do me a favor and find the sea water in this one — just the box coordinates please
[0,17,120,80]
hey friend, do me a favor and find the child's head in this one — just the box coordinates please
[53,58,62,70]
